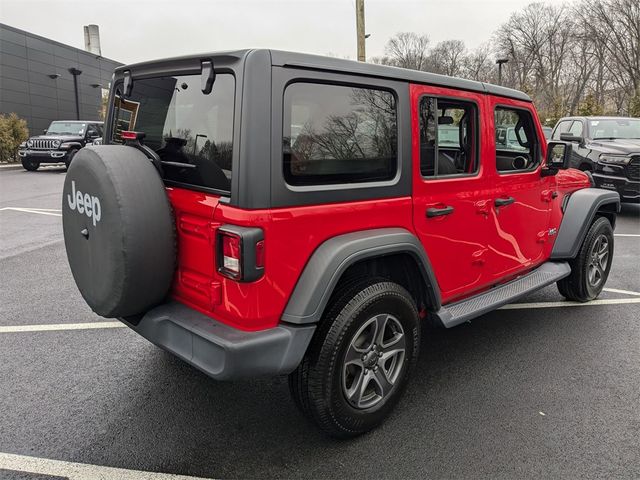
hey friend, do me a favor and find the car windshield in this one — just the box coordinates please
[590,118,640,140]
[109,73,234,194]
[47,122,87,136]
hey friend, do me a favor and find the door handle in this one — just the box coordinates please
[494,197,515,207]
[426,206,454,218]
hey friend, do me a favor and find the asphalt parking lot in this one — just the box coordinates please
[1,165,639,479]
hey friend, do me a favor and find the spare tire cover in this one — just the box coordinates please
[63,145,175,318]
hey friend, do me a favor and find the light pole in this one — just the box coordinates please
[496,58,509,85]
[69,67,83,120]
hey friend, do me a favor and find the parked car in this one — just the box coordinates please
[18,120,103,171]
[62,50,619,437]
[496,126,529,152]
[551,116,639,202]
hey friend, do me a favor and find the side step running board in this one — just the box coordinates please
[434,262,571,328]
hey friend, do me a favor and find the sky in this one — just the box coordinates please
[1,0,572,65]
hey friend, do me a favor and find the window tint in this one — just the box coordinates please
[283,83,397,186]
[552,120,571,140]
[419,97,478,178]
[495,107,539,172]
[110,73,234,194]
[568,120,583,137]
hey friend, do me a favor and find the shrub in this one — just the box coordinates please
[0,113,29,163]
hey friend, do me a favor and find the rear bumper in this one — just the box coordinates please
[592,173,640,203]
[121,302,316,380]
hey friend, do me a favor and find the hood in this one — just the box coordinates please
[588,138,640,155]
[29,134,84,142]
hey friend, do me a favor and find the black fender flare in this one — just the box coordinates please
[281,228,441,325]
[551,188,620,259]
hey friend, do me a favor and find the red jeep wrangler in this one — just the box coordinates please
[62,50,620,437]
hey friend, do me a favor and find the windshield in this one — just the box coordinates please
[109,73,234,194]
[590,118,640,140]
[47,122,87,136]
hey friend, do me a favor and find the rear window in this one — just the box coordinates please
[283,82,397,186]
[110,73,234,194]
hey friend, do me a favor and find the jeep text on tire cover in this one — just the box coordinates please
[66,181,102,226]
[62,50,620,437]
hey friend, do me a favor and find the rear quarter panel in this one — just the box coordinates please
[212,197,415,331]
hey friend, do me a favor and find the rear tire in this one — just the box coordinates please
[288,279,420,438]
[21,158,39,171]
[557,216,613,302]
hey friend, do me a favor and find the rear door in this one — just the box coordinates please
[486,98,554,281]
[410,84,493,303]
[107,71,236,315]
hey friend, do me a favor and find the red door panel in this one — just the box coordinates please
[410,84,497,303]
[484,97,554,281]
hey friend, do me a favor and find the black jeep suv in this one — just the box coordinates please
[551,116,640,202]
[19,120,103,171]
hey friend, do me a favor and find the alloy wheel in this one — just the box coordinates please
[588,234,610,288]
[342,313,406,409]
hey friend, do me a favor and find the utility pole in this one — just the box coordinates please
[356,0,366,62]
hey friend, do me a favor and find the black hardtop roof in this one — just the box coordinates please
[116,49,531,102]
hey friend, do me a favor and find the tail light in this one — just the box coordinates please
[121,131,146,141]
[221,232,241,277]
[217,225,264,282]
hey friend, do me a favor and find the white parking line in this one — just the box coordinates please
[1,207,62,212]
[0,207,62,217]
[500,297,640,310]
[615,233,640,237]
[603,287,640,297]
[0,451,209,480]
[0,322,126,333]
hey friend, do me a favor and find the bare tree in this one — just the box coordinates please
[370,0,638,118]
[427,40,467,77]
[462,43,495,82]
[495,3,577,122]
[578,0,640,113]
[384,32,431,70]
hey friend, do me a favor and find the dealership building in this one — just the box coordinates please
[0,23,121,135]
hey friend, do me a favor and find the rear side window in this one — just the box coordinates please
[419,97,478,178]
[110,73,235,194]
[283,82,397,186]
[552,120,572,140]
[568,120,584,137]
[495,107,540,173]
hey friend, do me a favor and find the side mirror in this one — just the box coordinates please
[559,132,583,143]
[546,141,572,172]
[43,129,47,134]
